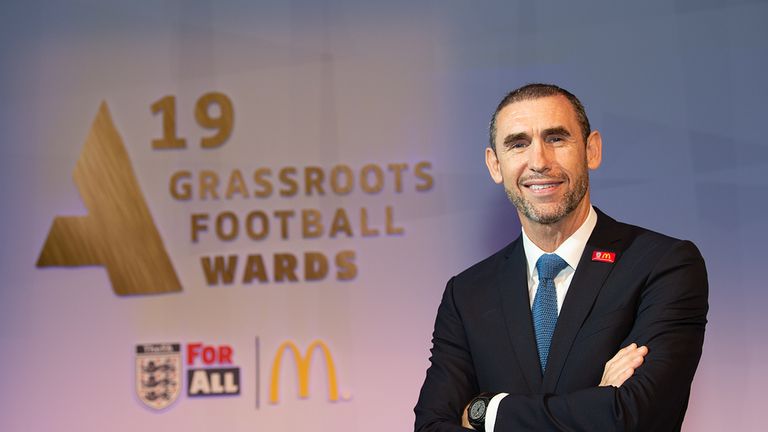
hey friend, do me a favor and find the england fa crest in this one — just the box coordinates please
[136,343,182,410]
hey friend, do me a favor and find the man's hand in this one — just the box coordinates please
[599,343,649,387]
[461,401,474,429]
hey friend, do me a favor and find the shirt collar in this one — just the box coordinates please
[521,206,598,277]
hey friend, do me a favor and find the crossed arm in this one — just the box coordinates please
[460,343,649,429]
[415,240,708,431]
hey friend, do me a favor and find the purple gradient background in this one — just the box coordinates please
[1,0,767,431]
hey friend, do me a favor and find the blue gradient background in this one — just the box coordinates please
[1,1,767,430]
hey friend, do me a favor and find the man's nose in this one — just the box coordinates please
[527,139,553,172]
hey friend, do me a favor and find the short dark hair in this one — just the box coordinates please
[489,83,591,151]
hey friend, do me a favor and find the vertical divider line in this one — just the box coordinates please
[255,336,260,409]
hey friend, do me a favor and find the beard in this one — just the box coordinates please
[505,170,589,225]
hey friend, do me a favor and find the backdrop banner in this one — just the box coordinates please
[1,1,767,431]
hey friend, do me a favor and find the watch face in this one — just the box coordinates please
[469,399,486,420]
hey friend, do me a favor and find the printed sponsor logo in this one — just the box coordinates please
[134,338,347,410]
[269,340,341,403]
[135,343,182,410]
[187,342,241,397]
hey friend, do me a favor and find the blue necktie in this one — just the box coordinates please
[532,253,568,372]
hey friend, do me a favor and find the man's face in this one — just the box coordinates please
[486,95,602,225]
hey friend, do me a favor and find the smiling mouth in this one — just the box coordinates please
[526,183,561,191]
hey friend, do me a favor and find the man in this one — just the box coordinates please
[414,84,708,431]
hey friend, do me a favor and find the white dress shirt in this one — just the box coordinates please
[486,206,598,432]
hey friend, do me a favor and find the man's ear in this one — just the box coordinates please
[485,147,503,184]
[586,130,602,170]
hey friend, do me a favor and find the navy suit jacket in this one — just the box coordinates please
[414,209,708,431]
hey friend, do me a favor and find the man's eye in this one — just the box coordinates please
[546,135,565,143]
[508,141,528,149]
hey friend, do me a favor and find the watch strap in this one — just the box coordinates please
[467,392,496,432]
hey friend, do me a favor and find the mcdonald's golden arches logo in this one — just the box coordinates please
[269,339,348,403]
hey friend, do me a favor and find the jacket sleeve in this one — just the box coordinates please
[414,276,478,432]
[493,240,708,431]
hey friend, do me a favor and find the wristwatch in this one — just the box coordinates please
[467,392,496,432]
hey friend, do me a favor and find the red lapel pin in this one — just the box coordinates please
[591,250,616,263]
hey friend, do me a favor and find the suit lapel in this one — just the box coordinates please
[498,238,543,392]
[542,209,628,391]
